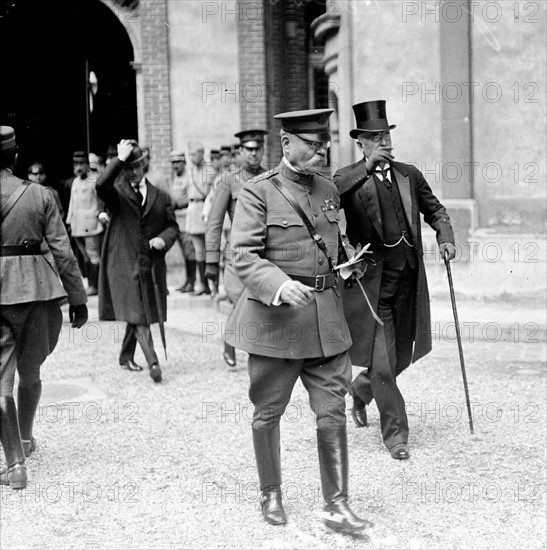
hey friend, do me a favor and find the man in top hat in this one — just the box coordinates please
[1,126,88,489]
[96,139,179,383]
[334,100,456,459]
[205,129,268,368]
[170,150,197,293]
[225,110,370,534]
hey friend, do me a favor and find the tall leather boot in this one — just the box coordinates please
[193,262,211,296]
[17,381,42,457]
[177,260,196,293]
[252,426,287,525]
[0,396,27,489]
[317,425,370,534]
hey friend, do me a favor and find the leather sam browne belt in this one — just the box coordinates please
[0,242,42,256]
[288,273,338,292]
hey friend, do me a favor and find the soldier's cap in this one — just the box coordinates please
[28,162,45,175]
[220,145,232,154]
[234,129,268,148]
[210,149,220,156]
[170,150,186,162]
[350,99,396,139]
[106,144,117,157]
[0,126,16,153]
[125,140,146,166]
[274,108,334,142]
[72,151,88,164]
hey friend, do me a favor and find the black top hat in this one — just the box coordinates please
[125,140,146,166]
[234,129,268,147]
[274,108,334,142]
[349,100,396,139]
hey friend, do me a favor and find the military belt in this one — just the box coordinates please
[0,243,42,256]
[288,273,338,292]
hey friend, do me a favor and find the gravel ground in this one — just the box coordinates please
[1,291,545,550]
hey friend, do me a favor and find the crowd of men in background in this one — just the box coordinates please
[23,139,247,300]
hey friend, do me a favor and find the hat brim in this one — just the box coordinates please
[291,131,331,143]
[126,154,146,166]
[240,140,264,148]
[350,125,396,139]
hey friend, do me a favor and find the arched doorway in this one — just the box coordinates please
[0,0,137,183]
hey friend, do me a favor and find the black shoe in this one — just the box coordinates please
[322,499,372,534]
[22,437,36,458]
[260,487,287,525]
[120,359,144,371]
[177,282,194,293]
[149,364,162,383]
[351,403,368,428]
[223,344,236,368]
[0,463,27,490]
[390,443,409,460]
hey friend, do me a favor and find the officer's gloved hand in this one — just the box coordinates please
[204,263,219,283]
[69,304,88,328]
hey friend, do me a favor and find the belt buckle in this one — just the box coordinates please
[314,275,325,292]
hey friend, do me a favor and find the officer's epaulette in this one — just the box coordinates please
[247,168,279,185]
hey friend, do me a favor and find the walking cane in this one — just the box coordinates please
[151,250,168,361]
[444,249,474,434]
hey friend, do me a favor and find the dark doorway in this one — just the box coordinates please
[0,0,137,184]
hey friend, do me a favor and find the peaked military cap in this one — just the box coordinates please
[72,151,88,163]
[170,150,186,162]
[220,145,232,154]
[0,126,16,153]
[234,129,268,148]
[350,100,397,138]
[274,108,334,142]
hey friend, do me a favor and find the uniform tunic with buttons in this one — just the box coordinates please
[226,161,352,359]
[181,163,214,235]
[205,163,266,303]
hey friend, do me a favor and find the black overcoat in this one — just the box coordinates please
[97,159,179,325]
[335,158,455,372]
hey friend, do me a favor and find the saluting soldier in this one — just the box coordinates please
[226,110,370,535]
[205,129,268,368]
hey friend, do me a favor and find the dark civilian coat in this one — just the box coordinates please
[335,158,455,372]
[226,161,352,359]
[96,159,179,325]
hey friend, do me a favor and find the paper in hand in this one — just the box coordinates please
[335,243,372,280]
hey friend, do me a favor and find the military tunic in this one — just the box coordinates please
[205,164,266,303]
[226,161,352,359]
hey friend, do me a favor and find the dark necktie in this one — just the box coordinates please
[376,168,391,190]
[133,185,144,208]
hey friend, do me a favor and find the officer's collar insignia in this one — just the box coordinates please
[321,197,339,212]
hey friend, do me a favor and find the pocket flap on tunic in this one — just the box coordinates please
[266,212,303,228]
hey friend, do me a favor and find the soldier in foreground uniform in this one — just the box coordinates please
[0,126,88,489]
[226,110,370,534]
[205,129,268,368]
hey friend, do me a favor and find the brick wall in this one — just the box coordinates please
[140,0,172,182]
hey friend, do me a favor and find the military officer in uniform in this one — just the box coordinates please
[226,110,370,534]
[335,100,456,459]
[0,126,88,489]
[205,129,268,368]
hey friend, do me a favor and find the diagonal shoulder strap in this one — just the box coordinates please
[270,176,334,269]
[1,182,29,222]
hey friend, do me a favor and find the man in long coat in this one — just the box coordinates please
[97,139,178,383]
[1,126,88,489]
[205,128,268,368]
[226,109,369,535]
[335,100,456,459]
